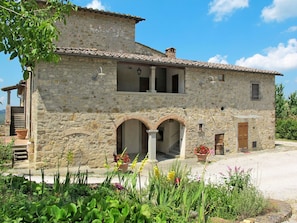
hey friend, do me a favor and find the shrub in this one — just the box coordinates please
[0,162,267,222]
[0,139,14,170]
[276,118,297,140]
[207,166,267,221]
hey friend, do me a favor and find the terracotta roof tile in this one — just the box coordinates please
[77,6,145,23]
[56,47,283,76]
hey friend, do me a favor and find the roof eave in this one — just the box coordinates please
[76,6,145,23]
[55,48,283,76]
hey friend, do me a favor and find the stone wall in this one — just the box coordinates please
[0,125,5,136]
[56,10,164,57]
[28,8,276,169]
[31,55,276,168]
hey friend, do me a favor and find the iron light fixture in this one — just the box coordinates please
[137,67,142,75]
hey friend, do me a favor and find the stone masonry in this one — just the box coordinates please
[27,6,280,169]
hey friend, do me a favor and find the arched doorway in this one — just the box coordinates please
[116,119,148,160]
[156,119,186,159]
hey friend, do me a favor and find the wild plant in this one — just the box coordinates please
[208,166,267,220]
[220,166,252,191]
[147,160,208,222]
[0,139,14,170]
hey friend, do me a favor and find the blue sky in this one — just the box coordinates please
[1,0,297,109]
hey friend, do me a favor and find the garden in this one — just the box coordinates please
[0,143,268,223]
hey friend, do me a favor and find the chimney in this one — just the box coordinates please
[165,47,176,58]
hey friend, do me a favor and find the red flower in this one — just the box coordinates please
[194,145,210,155]
[113,152,130,163]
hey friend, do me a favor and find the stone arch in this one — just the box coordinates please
[115,115,152,157]
[114,115,153,130]
[154,114,186,129]
[154,114,187,159]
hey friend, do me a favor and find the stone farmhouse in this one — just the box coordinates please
[2,6,282,169]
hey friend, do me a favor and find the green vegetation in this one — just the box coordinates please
[0,139,14,169]
[207,166,267,220]
[0,0,76,79]
[0,156,267,222]
[275,84,297,140]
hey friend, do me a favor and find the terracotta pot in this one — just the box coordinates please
[196,154,208,162]
[118,163,129,172]
[15,129,28,139]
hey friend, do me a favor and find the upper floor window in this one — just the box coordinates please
[251,82,260,100]
[218,74,225,81]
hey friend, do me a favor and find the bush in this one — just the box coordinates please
[0,162,267,222]
[276,118,297,140]
[207,166,267,221]
[0,139,14,169]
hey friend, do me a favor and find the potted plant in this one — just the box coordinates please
[194,145,210,162]
[15,128,28,139]
[113,151,131,172]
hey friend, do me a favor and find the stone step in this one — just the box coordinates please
[12,145,28,161]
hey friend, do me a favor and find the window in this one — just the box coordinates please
[218,74,225,81]
[198,123,203,131]
[251,83,260,100]
[252,141,257,148]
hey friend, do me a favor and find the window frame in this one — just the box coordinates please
[218,74,225,82]
[251,82,261,100]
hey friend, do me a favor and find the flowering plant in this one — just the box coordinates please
[194,145,210,155]
[113,152,131,163]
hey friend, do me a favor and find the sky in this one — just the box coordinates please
[1,0,297,110]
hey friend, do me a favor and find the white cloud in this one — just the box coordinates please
[261,0,297,22]
[208,55,229,64]
[235,38,297,72]
[286,26,297,33]
[208,0,249,22]
[86,0,105,10]
[0,78,3,83]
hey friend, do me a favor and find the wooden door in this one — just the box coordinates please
[215,134,224,155]
[238,122,248,152]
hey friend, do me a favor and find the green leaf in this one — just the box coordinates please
[0,0,74,76]
[87,198,97,209]
[121,204,129,217]
[9,51,18,60]
[65,203,77,216]
[23,70,29,80]
[140,204,151,219]
[49,205,63,220]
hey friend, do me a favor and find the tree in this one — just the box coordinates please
[288,91,297,116]
[0,0,76,79]
[275,84,288,119]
